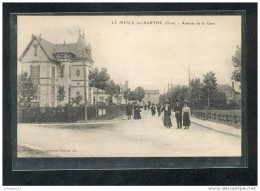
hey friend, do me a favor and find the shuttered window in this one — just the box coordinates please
[30,65,40,84]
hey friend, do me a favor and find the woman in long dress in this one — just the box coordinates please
[162,99,172,128]
[133,102,141,119]
[151,104,156,116]
[182,101,191,129]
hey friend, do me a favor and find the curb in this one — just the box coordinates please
[191,120,241,138]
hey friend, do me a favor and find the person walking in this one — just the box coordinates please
[162,99,172,129]
[174,101,182,129]
[182,100,191,129]
[151,103,156,116]
[157,104,161,116]
[125,102,132,120]
[133,102,141,120]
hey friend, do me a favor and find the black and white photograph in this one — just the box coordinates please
[17,15,243,158]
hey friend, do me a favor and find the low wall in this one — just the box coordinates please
[18,105,125,123]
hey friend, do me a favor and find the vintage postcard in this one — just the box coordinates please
[17,14,242,159]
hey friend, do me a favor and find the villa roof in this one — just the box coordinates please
[19,33,94,63]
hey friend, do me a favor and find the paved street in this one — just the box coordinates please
[18,109,241,157]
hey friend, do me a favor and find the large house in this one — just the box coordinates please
[19,32,94,107]
[143,89,160,105]
[217,83,241,104]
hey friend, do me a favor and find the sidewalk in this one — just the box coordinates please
[190,117,241,138]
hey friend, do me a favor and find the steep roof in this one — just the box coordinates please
[217,84,234,92]
[19,33,94,63]
[19,35,57,62]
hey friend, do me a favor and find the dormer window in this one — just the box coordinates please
[56,53,71,61]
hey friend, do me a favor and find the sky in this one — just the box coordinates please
[17,15,241,93]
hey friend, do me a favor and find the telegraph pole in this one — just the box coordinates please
[188,65,191,107]
[83,59,88,122]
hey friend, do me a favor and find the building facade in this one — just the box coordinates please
[19,32,94,107]
[217,83,241,104]
[143,90,160,105]
[92,81,129,105]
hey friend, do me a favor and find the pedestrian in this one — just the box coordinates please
[144,104,147,110]
[174,101,182,129]
[157,104,161,116]
[125,102,132,120]
[151,103,156,116]
[162,99,172,129]
[133,102,141,120]
[182,100,191,129]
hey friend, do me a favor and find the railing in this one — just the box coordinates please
[191,110,241,125]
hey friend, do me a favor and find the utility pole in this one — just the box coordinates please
[83,58,88,122]
[188,65,191,107]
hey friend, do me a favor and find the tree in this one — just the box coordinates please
[210,92,227,109]
[105,80,121,104]
[88,67,110,105]
[89,67,110,90]
[190,78,203,109]
[202,71,217,107]
[167,85,189,106]
[128,91,137,101]
[71,94,83,106]
[134,86,145,102]
[231,45,241,82]
[57,86,66,105]
[17,72,38,107]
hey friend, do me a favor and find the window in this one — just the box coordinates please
[52,66,55,79]
[100,96,104,102]
[59,65,64,78]
[30,65,40,84]
[76,70,80,77]
[37,86,41,101]
[51,86,55,101]
[69,65,71,79]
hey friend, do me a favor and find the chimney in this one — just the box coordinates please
[125,81,128,90]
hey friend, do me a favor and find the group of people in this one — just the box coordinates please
[125,102,142,120]
[145,103,161,116]
[125,99,191,130]
[162,99,191,129]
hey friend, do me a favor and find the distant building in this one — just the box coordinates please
[217,83,241,104]
[19,32,94,107]
[92,81,128,105]
[143,90,160,105]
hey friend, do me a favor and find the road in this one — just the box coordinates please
[17,109,241,157]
